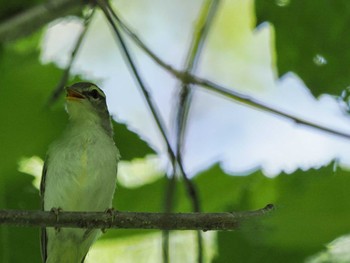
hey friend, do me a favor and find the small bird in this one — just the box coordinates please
[40,82,119,263]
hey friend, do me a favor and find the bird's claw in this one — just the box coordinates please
[50,207,63,233]
[102,208,116,233]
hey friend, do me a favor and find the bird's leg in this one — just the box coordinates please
[50,207,63,233]
[102,208,115,233]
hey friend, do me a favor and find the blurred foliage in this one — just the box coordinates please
[212,164,350,262]
[256,0,350,96]
[0,0,43,21]
[108,164,350,262]
[0,42,65,262]
[113,121,155,161]
[1,0,350,262]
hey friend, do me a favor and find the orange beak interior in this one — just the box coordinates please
[66,89,85,100]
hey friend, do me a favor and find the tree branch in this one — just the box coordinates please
[109,8,350,141]
[98,0,177,160]
[0,0,84,42]
[2,0,350,141]
[176,0,220,159]
[173,1,220,262]
[47,8,95,106]
[0,204,274,230]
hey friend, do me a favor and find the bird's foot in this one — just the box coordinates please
[102,208,116,233]
[50,207,63,233]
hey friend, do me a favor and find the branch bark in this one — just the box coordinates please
[0,0,84,42]
[0,204,273,230]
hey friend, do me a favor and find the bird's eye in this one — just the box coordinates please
[90,89,100,99]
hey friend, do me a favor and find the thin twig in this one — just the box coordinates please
[98,0,205,205]
[175,1,220,262]
[0,0,83,42]
[0,205,274,229]
[97,5,201,227]
[189,75,350,139]
[176,0,220,159]
[6,1,350,142]
[47,8,95,105]
[95,8,204,261]
[162,173,177,263]
[95,7,180,261]
[101,0,204,208]
[105,11,350,141]
[97,0,177,161]
[97,4,205,261]
[100,1,182,79]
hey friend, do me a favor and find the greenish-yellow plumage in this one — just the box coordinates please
[40,82,119,263]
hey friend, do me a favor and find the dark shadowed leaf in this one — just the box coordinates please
[256,0,350,96]
[112,121,155,161]
[212,164,350,262]
[0,45,65,263]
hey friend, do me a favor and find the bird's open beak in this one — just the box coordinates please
[66,87,85,101]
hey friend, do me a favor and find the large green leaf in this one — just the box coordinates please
[213,164,350,262]
[112,121,155,161]
[110,164,349,262]
[0,45,65,262]
[255,0,350,96]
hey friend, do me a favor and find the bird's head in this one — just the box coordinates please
[65,82,113,136]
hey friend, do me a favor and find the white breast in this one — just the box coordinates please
[43,122,119,212]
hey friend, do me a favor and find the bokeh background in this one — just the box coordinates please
[1,0,350,262]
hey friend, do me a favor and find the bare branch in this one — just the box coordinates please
[2,0,348,142]
[0,0,84,42]
[189,75,350,140]
[176,0,220,159]
[110,8,350,141]
[0,205,274,230]
[47,8,96,105]
[173,1,220,262]
[174,0,221,214]
[97,0,176,161]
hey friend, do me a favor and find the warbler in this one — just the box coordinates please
[40,82,119,263]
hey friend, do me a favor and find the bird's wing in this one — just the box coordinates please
[40,160,48,262]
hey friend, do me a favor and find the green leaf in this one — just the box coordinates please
[255,0,350,96]
[0,46,65,263]
[211,164,350,262]
[112,121,155,161]
[0,172,42,262]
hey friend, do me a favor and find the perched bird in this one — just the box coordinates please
[40,82,119,263]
